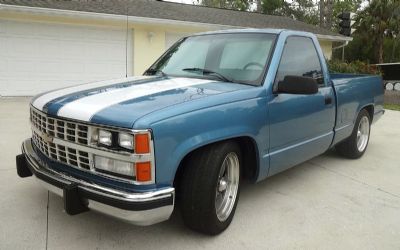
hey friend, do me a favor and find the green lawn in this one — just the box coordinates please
[384,104,400,111]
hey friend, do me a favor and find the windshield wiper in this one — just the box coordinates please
[144,68,168,77]
[182,68,234,83]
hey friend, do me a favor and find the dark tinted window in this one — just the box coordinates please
[274,36,324,88]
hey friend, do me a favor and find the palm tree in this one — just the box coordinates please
[357,0,400,63]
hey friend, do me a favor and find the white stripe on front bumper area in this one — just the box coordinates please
[32,76,149,111]
[57,78,213,121]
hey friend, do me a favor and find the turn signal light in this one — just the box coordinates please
[135,134,150,154]
[136,162,151,182]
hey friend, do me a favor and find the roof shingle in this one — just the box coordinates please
[0,0,342,37]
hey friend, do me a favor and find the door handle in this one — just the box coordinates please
[324,96,332,105]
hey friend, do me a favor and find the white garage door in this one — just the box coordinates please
[165,32,192,50]
[0,19,132,96]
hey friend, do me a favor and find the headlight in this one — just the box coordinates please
[98,129,112,146]
[94,155,152,182]
[90,128,151,154]
[118,132,134,150]
[88,127,153,183]
[94,155,135,178]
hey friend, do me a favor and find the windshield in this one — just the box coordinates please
[146,33,277,86]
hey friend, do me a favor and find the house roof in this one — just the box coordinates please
[0,0,349,41]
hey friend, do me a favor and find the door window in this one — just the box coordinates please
[274,36,324,89]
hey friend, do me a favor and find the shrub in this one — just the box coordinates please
[327,60,381,75]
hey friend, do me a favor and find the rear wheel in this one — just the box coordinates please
[336,109,371,159]
[179,141,241,235]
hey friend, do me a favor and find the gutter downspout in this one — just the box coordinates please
[332,41,349,61]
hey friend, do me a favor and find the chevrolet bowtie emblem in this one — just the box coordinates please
[42,133,54,143]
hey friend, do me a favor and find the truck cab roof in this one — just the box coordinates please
[192,28,315,38]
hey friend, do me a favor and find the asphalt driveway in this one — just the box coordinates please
[1,97,399,250]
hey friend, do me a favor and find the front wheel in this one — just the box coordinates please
[336,109,371,159]
[179,141,241,235]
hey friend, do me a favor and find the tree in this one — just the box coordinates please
[331,0,363,31]
[196,0,251,11]
[256,0,262,13]
[319,0,333,29]
[259,0,287,15]
[198,0,319,24]
[258,0,319,25]
[288,0,319,25]
[356,0,400,63]
[333,0,400,63]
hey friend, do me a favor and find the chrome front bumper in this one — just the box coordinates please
[17,139,174,226]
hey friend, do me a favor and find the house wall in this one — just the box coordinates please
[0,10,333,79]
[319,40,333,60]
[131,25,206,75]
[0,11,208,76]
[133,27,167,75]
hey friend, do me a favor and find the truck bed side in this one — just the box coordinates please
[331,73,384,146]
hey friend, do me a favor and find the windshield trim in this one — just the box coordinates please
[144,32,278,87]
[259,33,279,87]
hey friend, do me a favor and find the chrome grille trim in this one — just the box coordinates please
[31,108,89,145]
[31,108,92,170]
[29,106,155,185]
[32,130,91,170]
[31,126,151,163]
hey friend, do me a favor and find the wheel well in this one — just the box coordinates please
[173,137,259,191]
[363,105,374,121]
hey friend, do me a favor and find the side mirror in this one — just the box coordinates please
[277,75,319,95]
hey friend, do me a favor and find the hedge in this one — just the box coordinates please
[327,60,381,75]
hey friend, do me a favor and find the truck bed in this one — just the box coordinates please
[331,73,384,145]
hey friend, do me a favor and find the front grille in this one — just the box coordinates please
[32,131,91,169]
[30,108,91,170]
[29,107,149,184]
[31,108,89,145]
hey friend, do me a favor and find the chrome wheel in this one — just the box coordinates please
[357,116,370,152]
[215,152,240,222]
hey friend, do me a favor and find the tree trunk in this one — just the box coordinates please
[325,0,333,30]
[256,0,262,13]
[319,0,325,28]
[220,0,226,8]
[376,34,384,63]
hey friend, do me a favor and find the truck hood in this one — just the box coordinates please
[31,76,252,128]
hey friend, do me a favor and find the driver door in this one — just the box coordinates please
[268,36,335,176]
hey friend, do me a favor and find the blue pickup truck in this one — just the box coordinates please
[17,29,384,235]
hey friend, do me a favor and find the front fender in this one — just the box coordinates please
[149,97,269,185]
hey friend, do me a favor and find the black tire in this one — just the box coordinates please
[179,141,241,235]
[336,109,371,159]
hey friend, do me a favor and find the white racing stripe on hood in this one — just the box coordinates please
[57,78,213,121]
[32,76,149,111]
